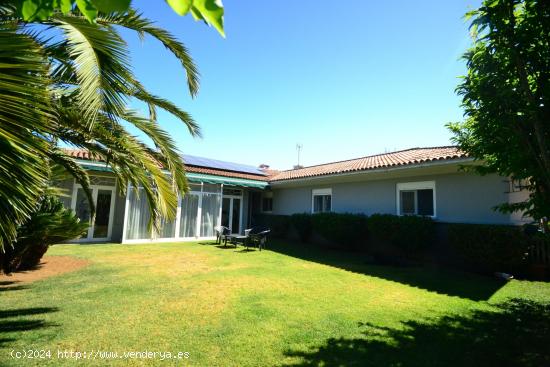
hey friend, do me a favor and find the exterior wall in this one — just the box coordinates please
[272,186,312,215]
[272,171,528,225]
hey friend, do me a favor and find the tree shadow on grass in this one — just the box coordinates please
[0,307,59,347]
[0,280,29,293]
[283,298,550,367]
[269,241,505,301]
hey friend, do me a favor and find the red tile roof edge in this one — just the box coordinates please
[268,146,469,182]
[63,146,468,183]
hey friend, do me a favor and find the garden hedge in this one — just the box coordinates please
[448,223,531,274]
[310,212,368,251]
[367,214,435,258]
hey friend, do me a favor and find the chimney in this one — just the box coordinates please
[259,164,270,170]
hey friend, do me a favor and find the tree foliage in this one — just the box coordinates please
[15,0,224,36]
[448,0,550,221]
[0,5,206,250]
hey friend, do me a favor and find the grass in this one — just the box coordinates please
[1,240,549,366]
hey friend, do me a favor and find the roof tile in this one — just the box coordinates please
[269,146,468,181]
[63,146,467,183]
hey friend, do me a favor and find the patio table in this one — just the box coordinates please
[224,234,244,247]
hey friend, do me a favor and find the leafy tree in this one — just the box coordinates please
[0,4,213,250]
[15,0,225,36]
[448,0,550,223]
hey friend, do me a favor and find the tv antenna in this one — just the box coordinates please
[296,143,303,168]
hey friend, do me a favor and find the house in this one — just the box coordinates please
[59,146,529,243]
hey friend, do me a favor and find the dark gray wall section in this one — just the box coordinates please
[272,172,518,225]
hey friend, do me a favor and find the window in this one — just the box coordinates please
[124,182,223,241]
[262,192,273,213]
[396,181,435,217]
[262,198,273,212]
[508,178,529,193]
[312,188,332,213]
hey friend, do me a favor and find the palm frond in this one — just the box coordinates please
[97,9,200,97]
[0,25,52,250]
[131,85,201,137]
[51,14,134,128]
[121,109,189,194]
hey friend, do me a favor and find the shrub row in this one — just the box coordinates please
[256,213,549,276]
[252,214,290,238]
[257,212,434,255]
[368,214,435,257]
[448,223,537,274]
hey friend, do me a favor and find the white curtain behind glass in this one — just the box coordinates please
[180,193,199,237]
[200,193,221,237]
[126,189,151,240]
[158,216,176,238]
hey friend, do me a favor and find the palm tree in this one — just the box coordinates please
[0,6,201,249]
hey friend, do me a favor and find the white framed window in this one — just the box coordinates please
[262,191,273,213]
[396,181,436,217]
[508,178,529,193]
[312,188,332,213]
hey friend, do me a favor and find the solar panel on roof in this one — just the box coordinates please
[183,154,266,176]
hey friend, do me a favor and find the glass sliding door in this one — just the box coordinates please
[93,189,113,238]
[179,193,199,238]
[122,182,225,242]
[158,217,176,239]
[74,188,91,239]
[72,182,116,241]
[125,189,151,240]
[221,197,230,229]
[200,193,221,237]
[221,194,243,234]
[231,198,241,234]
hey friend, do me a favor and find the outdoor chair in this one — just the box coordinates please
[215,226,231,245]
[248,228,271,251]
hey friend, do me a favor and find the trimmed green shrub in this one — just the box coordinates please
[290,213,312,243]
[367,214,435,257]
[1,195,88,273]
[448,224,530,274]
[252,214,290,238]
[311,212,368,251]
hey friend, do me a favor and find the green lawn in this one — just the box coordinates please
[1,241,549,366]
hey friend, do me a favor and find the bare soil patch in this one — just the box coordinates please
[0,256,89,286]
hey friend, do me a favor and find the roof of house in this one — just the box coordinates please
[268,146,468,182]
[63,146,468,184]
[63,149,270,181]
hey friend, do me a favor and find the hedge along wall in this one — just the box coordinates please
[253,212,549,278]
[446,223,544,275]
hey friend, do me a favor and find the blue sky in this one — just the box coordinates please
[124,0,481,169]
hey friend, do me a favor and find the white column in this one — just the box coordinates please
[218,183,223,228]
[174,194,182,239]
[195,182,203,238]
[121,182,131,243]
